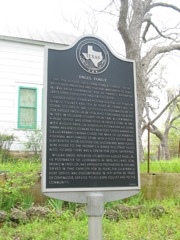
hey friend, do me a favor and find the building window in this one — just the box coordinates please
[18,87,37,129]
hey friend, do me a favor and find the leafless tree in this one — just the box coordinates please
[143,91,180,159]
[62,9,99,35]
[63,0,180,161]
[114,0,180,160]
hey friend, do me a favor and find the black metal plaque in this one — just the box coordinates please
[44,36,139,190]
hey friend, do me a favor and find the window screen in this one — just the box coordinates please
[18,87,37,129]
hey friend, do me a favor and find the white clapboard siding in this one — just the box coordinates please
[0,85,15,93]
[0,99,14,107]
[0,85,15,126]
[0,40,43,55]
[0,65,43,76]
[0,51,42,63]
[0,41,43,86]
[0,39,44,150]
[0,58,42,68]
[0,72,43,83]
[0,92,15,100]
[0,29,71,151]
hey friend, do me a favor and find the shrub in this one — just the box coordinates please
[0,134,15,162]
[23,129,42,157]
[0,159,40,211]
[0,171,38,211]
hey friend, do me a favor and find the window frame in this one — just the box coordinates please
[17,86,37,129]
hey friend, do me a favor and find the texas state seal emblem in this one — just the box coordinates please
[76,38,110,74]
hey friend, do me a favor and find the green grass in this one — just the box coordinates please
[0,157,180,239]
[0,158,41,173]
[0,216,88,240]
[140,158,180,173]
[0,196,179,240]
[1,157,179,174]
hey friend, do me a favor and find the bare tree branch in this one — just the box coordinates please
[99,0,115,13]
[142,93,180,131]
[150,3,180,12]
[151,93,180,125]
[142,19,177,43]
[171,126,180,131]
[142,44,180,68]
[149,123,163,139]
[141,2,180,44]
[165,97,176,127]
[170,113,180,126]
[142,19,151,43]
[147,53,166,75]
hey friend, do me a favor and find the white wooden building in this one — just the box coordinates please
[0,26,75,151]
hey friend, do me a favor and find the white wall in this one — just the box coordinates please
[0,39,44,151]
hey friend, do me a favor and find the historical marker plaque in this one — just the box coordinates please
[42,36,140,197]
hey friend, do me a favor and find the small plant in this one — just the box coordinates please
[68,202,78,212]
[23,129,42,157]
[21,193,34,210]
[47,198,64,211]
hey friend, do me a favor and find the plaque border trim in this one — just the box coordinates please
[42,35,140,202]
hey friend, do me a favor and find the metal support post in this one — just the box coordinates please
[86,193,104,240]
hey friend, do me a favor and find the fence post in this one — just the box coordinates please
[147,122,150,174]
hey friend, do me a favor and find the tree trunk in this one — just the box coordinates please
[118,0,148,161]
[160,136,171,160]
